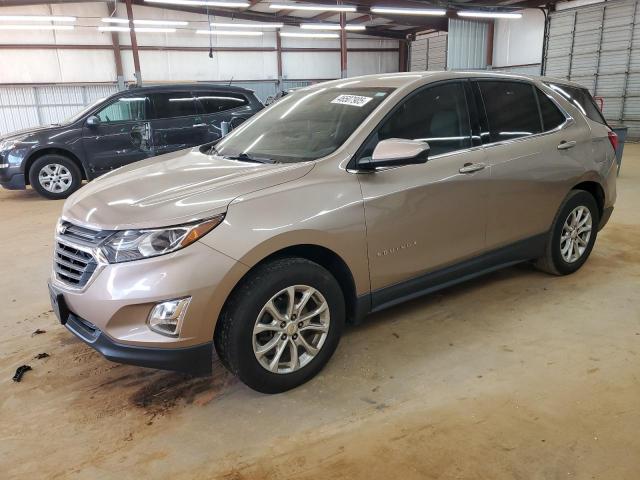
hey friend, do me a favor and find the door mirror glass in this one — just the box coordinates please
[86,115,101,127]
[359,138,429,170]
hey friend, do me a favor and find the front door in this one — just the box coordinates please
[82,94,153,176]
[147,91,208,156]
[356,81,489,293]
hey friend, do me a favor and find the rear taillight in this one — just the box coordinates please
[608,130,618,152]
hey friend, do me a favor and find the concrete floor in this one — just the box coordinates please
[1,146,639,480]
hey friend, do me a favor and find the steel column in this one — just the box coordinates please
[125,0,142,86]
[340,9,347,78]
[567,10,578,81]
[276,28,283,92]
[621,1,638,122]
[593,5,606,96]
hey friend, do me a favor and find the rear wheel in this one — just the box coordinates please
[536,190,600,275]
[29,154,82,200]
[215,257,345,393]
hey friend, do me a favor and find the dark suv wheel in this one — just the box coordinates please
[537,190,600,275]
[29,154,82,200]
[215,257,345,393]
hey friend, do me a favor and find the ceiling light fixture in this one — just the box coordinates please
[370,7,446,16]
[196,29,264,35]
[0,24,75,30]
[300,24,341,30]
[279,31,340,38]
[345,25,366,30]
[209,22,283,28]
[457,10,522,19]
[145,0,250,7]
[98,26,177,33]
[270,4,356,12]
[101,18,189,26]
[0,15,76,22]
[135,27,177,32]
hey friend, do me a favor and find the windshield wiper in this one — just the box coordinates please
[224,152,275,164]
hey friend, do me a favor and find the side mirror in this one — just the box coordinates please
[86,115,101,128]
[358,138,430,170]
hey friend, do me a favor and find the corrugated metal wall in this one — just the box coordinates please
[0,80,315,135]
[447,18,489,70]
[544,0,640,137]
[0,84,118,135]
[409,32,448,71]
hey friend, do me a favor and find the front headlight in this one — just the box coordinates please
[0,137,24,152]
[100,214,225,263]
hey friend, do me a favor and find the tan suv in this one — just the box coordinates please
[48,72,617,393]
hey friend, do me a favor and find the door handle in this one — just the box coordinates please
[557,140,576,150]
[459,162,487,174]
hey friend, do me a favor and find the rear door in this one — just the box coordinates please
[193,90,252,141]
[474,79,591,250]
[81,93,153,175]
[147,91,208,156]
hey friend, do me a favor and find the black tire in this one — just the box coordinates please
[536,190,600,275]
[215,257,345,394]
[29,154,82,200]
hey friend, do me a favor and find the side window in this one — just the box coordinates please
[478,81,542,142]
[95,96,148,123]
[195,92,248,114]
[148,92,198,119]
[547,83,607,125]
[537,89,566,131]
[370,82,472,157]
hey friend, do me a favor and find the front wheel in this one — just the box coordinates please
[215,257,345,393]
[536,190,600,275]
[29,154,82,200]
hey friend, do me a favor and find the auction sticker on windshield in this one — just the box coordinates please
[331,94,373,107]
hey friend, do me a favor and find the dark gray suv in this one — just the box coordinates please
[0,84,263,199]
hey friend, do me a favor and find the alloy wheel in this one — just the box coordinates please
[252,285,330,374]
[560,205,592,263]
[39,163,73,193]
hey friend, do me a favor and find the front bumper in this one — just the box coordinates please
[50,239,249,373]
[65,311,212,374]
[0,171,26,190]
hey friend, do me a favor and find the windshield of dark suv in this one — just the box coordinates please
[214,86,394,163]
[62,98,106,124]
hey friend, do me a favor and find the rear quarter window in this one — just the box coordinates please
[547,83,607,126]
[195,93,248,114]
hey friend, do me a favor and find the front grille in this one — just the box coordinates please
[54,242,97,288]
[54,221,107,288]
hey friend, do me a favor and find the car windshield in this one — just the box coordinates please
[214,86,394,163]
[62,98,106,124]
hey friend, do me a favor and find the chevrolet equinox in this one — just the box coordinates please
[48,72,617,393]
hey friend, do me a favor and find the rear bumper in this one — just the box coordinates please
[65,312,213,374]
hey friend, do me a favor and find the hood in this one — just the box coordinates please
[1,124,60,141]
[63,147,314,230]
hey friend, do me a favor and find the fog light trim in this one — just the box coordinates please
[147,297,191,337]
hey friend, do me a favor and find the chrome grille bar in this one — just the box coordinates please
[53,221,106,289]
